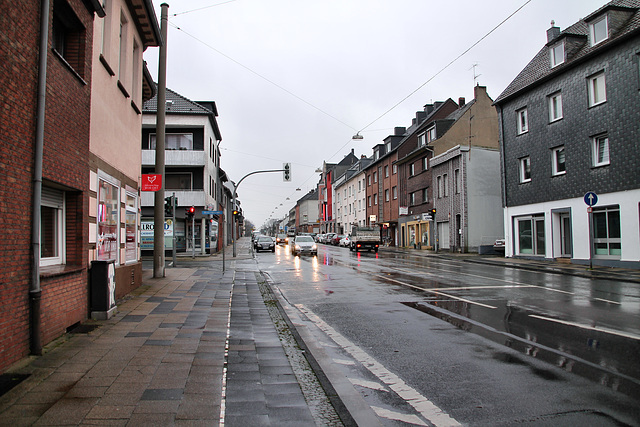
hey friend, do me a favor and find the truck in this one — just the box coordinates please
[350,226,380,252]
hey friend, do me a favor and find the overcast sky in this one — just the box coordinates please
[144,0,608,229]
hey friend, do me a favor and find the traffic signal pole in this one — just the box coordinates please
[232,167,289,257]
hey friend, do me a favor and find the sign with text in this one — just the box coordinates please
[141,174,162,192]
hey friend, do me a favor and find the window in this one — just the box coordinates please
[422,157,428,171]
[392,164,397,174]
[373,171,377,183]
[150,133,194,150]
[41,187,64,266]
[592,206,620,257]
[418,133,426,146]
[552,146,566,175]
[52,0,86,77]
[454,169,460,194]
[118,12,128,83]
[386,142,391,153]
[427,126,437,142]
[98,177,119,261]
[385,189,389,202]
[392,186,397,200]
[368,196,371,207]
[166,173,193,190]
[516,108,528,134]
[373,194,378,205]
[368,175,371,185]
[550,41,564,67]
[588,72,606,107]
[443,173,449,197]
[516,216,545,255]
[385,165,389,177]
[590,15,608,46]
[519,157,531,183]
[409,163,415,177]
[548,92,563,122]
[409,192,415,206]
[592,135,609,167]
[437,176,442,198]
[125,192,137,262]
[422,188,428,203]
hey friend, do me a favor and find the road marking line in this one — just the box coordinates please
[299,305,462,427]
[349,378,389,392]
[593,297,621,305]
[371,406,429,426]
[528,315,640,341]
[372,273,497,309]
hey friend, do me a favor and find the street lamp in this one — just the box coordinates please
[352,132,363,140]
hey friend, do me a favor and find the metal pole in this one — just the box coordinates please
[222,213,226,273]
[172,193,176,267]
[588,208,593,270]
[153,3,169,278]
[191,214,195,259]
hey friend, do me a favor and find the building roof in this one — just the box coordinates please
[495,0,640,104]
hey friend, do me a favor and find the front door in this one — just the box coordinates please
[560,213,572,257]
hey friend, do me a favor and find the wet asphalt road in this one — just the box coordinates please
[257,242,640,426]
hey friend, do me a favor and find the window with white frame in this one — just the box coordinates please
[422,188,428,203]
[437,176,442,198]
[392,186,397,200]
[516,108,528,134]
[150,133,194,150]
[588,72,606,107]
[590,15,608,46]
[443,173,448,197]
[368,196,371,207]
[385,189,389,202]
[519,156,531,183]
[392,164,397,174]
[418,133,426,146]
[552,146,566,175]
[422,157,428,171]
[98,176,119,261]
[427,126,437,142]
[409,192,415,206]
[592,134,609,167]
[125,192,137,262]
[373,171,377,183]
[373,194,378,205]
[592,205,620,257]
[385,165,389,177]
[409,163,415,177]
[454,169,460,193]
[41,187,64,266]
[550,41,564,67]
[548,92,563,122]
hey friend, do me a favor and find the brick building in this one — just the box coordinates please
[494,0,640,267]
[0,0,104,372]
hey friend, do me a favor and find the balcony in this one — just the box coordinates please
[141,190,208,208]
[142,149,206,167]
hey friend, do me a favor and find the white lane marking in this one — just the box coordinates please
[372,273,497,309]
[528,315,640,341]
[371,406,429,426]
[593,297,621,305]
[299,305,462,427]
[349,378,389,392]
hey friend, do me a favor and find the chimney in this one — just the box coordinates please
[416,111,427,123]
[394,127,406,136]
[424,104,434,115]
[547,20,560,42]
[361,154,367,159]
[458,97,465,107]
[474,85,487,99]
[434,101,444,110]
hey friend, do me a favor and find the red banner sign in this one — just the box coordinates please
[141,174,162,192]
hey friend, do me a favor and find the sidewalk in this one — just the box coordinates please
[0,240,342,426]
[382,246,640,284]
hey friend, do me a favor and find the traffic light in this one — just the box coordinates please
[185,206,195,220]
[164,197,172,217]
[232,210,239,216]
[430,208,436,216]
[283,163,291,181]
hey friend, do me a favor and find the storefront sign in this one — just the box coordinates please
[141,219,173,250]
[141,174,162,192]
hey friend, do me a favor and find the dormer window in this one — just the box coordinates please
[418,133,426,146]
[426,126,437,142]
[550,41,564,67]
[590,15,608,46]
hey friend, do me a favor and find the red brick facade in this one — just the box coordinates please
[0,0,94,372]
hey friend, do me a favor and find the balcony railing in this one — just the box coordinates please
[142,149,206,166]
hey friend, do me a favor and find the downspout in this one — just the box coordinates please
[31,0,50,356]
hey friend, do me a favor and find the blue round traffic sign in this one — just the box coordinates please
[584,191,598,207]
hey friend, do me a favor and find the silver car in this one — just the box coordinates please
[291,235,317,256]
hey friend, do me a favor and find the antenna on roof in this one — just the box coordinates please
[469,63,481,86]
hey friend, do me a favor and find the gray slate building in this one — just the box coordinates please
[494,0,640,267]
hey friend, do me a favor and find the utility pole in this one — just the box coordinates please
[153,3,169,278]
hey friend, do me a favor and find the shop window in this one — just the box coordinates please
[593,206,621,257]
[125,192,137,263]
[516,216,545,256]
[98,177,119,261]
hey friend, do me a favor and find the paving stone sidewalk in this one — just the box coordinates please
[0,253,338,426]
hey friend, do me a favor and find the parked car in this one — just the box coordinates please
[331,234,345,245]
[339,236,351,247]
[315,234,325,243]
[323,233,336,244]
[276,233,287,245]
[255,236,275,252]
[291,235,317,256]
[493,238,506,253]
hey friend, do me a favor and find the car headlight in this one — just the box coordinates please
[312,244,317,250]
[295,245,301,251]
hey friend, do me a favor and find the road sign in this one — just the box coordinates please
[202,210,224,215]
[584,191,598,207]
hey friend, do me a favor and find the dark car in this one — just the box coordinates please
[255,236,275,252]
[276,233,287,245]
[331,234,345,245]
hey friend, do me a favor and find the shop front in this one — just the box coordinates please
[402,213,434,249]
